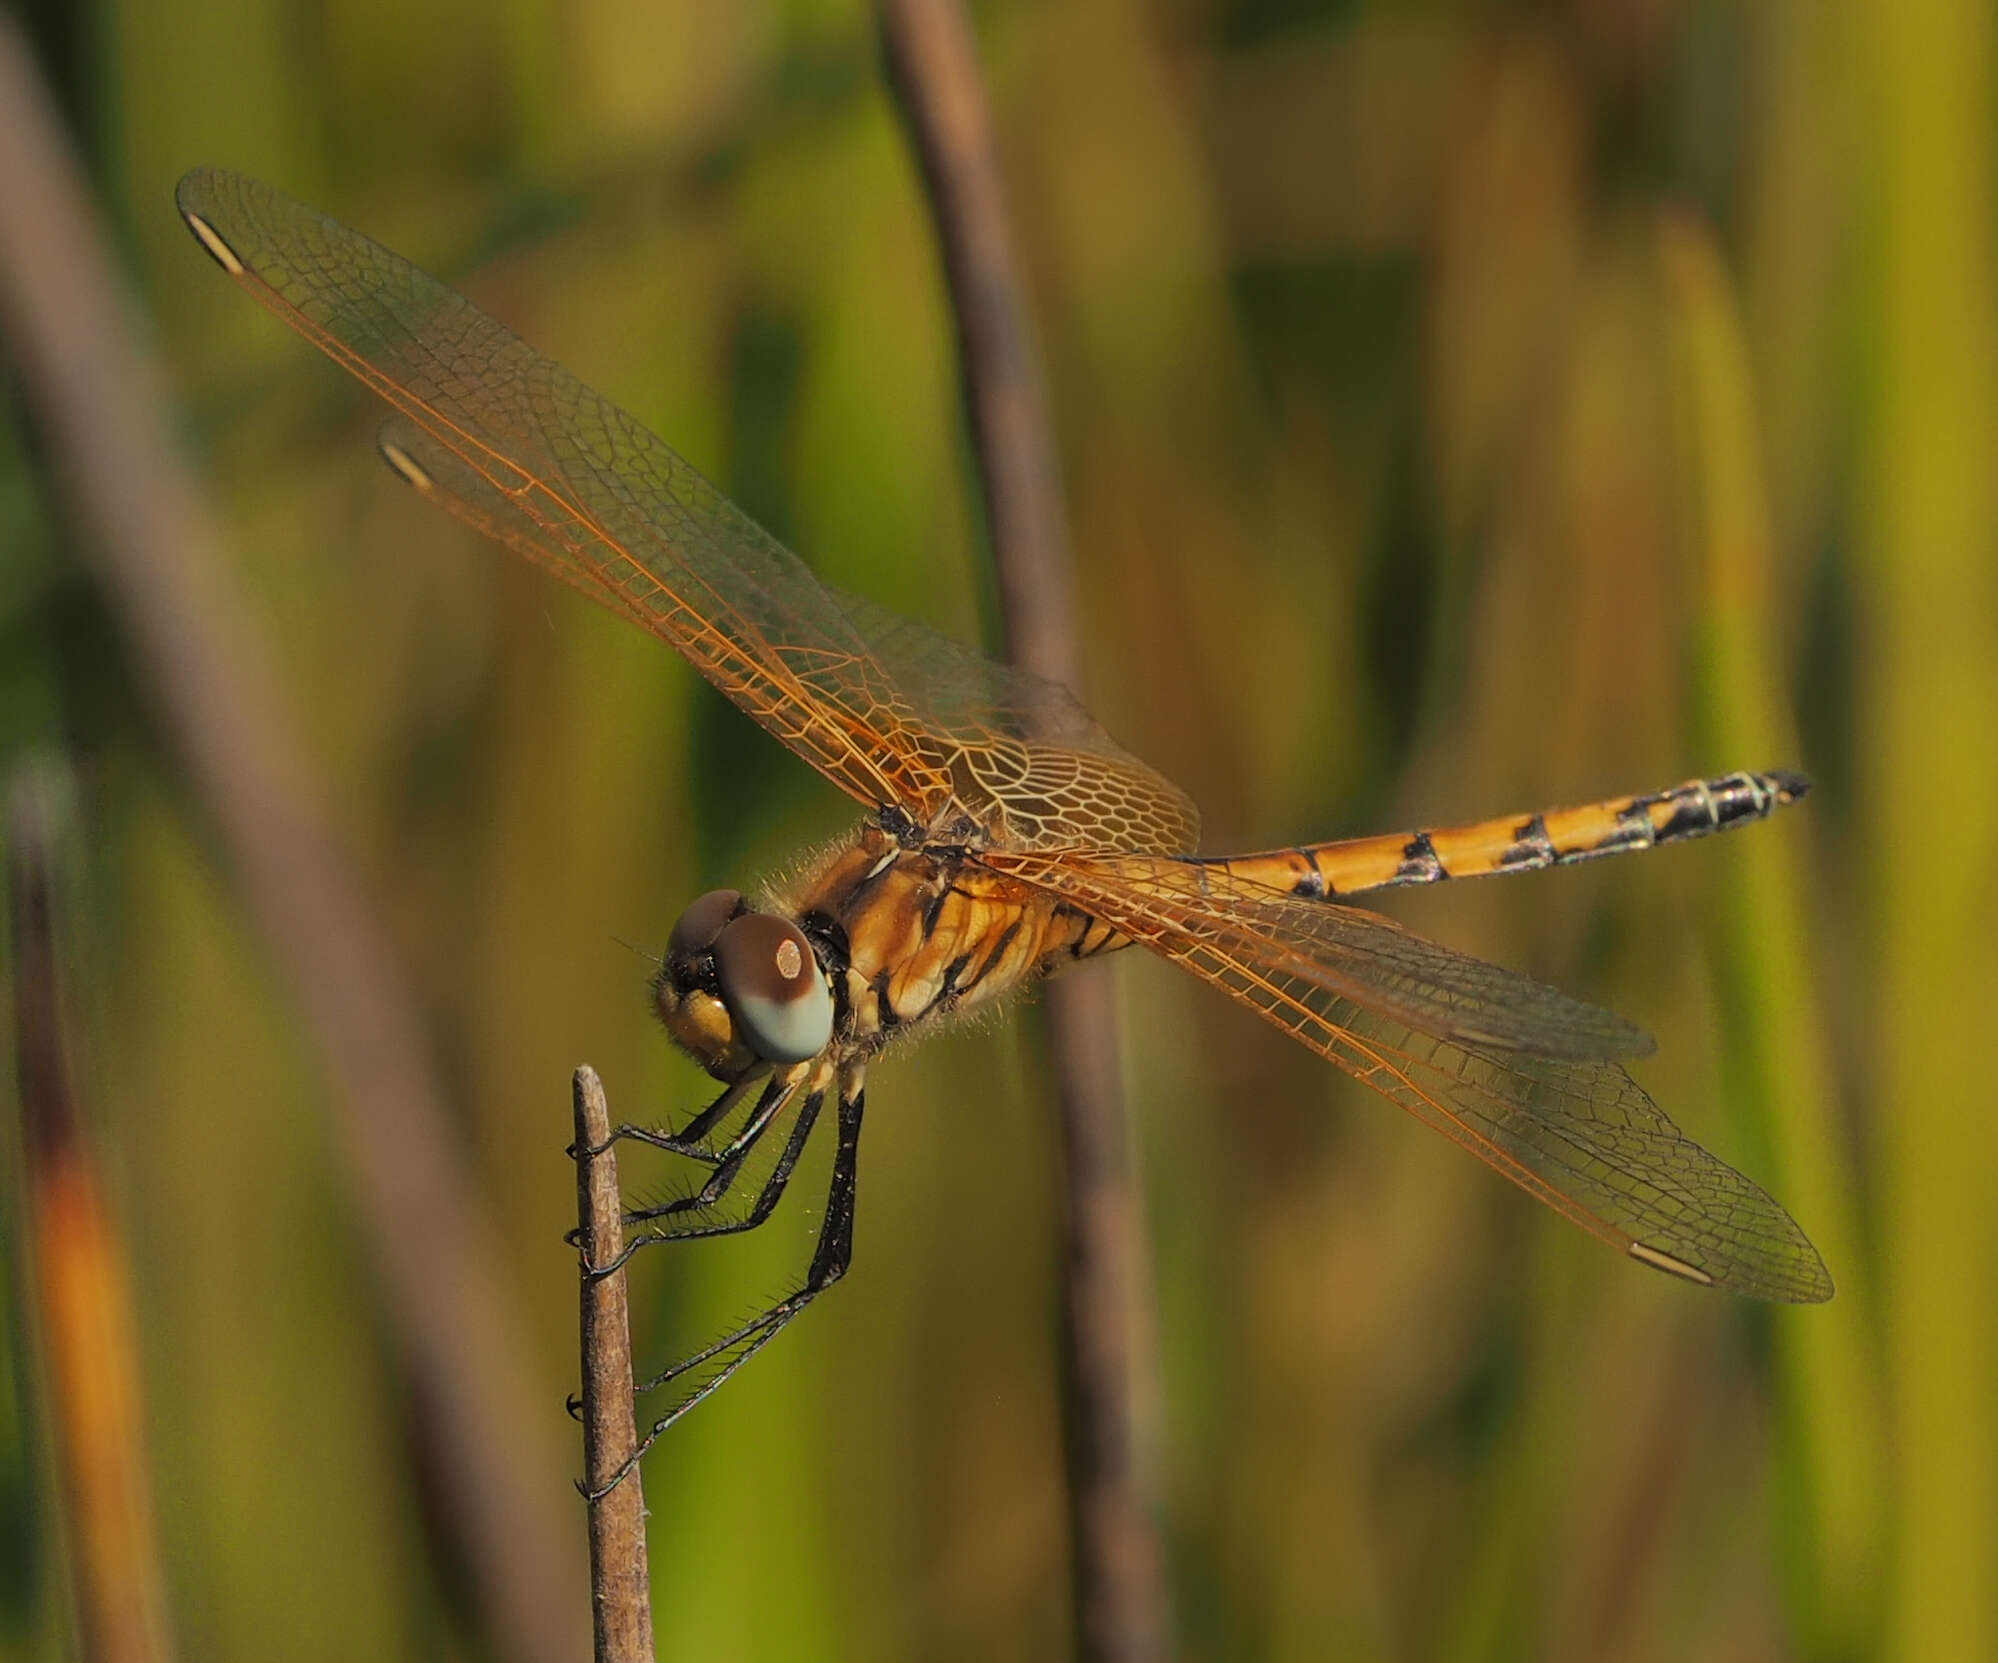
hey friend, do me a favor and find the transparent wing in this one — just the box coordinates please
[177,167,1199,855]
[994,848,1655,1059]
[986,848,1830,1300]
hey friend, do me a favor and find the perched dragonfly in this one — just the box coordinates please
[178,168,1832,1440]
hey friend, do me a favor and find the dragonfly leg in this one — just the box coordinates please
[618,1082,825,1248]
[578,1083,825,1285]
[568,1084,833,1453]
[566,1075,792,1261]
[621,1075,792,1222]
[617,1083,865,1456]
[593,1074,763,1165]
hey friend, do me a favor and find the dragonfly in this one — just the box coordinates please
[178,167,1832,1448]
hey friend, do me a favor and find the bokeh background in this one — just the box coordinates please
[2,0,1989,1658]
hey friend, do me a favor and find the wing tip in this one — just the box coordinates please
[1781,1251,1837,1304]
[172,166,221,215]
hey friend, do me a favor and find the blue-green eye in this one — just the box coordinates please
[713,913,832,1064]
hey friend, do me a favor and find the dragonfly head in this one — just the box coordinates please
[654,889,835,1080]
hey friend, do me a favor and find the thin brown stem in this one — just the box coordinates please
[573,1068,655,1663]
[878,5,1170,1658]
[0,21,585,1662]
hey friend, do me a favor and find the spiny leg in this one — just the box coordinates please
[622,1074,797,1227]
[564,1074,785,1257]
[585,1082,825,1280]
[622,1084,825,1248]
[589,1082,865,1492]
[598,1073,764,1165]
[568,1084,830,1438]
[635,1082,862,1407]
[635,1083,862,1396]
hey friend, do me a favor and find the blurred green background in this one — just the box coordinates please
[2,0,1989,1658]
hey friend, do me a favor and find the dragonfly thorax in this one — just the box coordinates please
[764,823,1127,1060]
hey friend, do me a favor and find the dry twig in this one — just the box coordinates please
[572,1067,655,1663]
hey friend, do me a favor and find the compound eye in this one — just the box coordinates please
[667,888,744,962]
[712,914,832,1064]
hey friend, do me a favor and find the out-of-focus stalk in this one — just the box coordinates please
[878,5,1171,1661]
[0,20,586,1659]
[1662,209,1883,1656]
[1857,3,1998,1661]
[9,763,177,1663]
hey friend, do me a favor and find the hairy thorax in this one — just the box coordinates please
[776,821,1123,1060]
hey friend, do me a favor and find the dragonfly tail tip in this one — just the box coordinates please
[1767,768,1812,803]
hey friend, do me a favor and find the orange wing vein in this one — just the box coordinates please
[985,848,1831,1301]
[176,168,1199,855]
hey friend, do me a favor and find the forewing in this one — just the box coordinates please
[179,169,1198,853]
[983,849,1831,1301]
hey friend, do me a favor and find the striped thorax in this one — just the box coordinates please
[657,819,1124,1083]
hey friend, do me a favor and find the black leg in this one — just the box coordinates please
[599,1074,763,1165]
[621,1085,825,1247]
[564,1075,784,1257]
[640,1084,863,1397]
[803,1080,863,1287]
[566,1087,830,1430]
[584,1083,824,1282]
[622,1075,795,1227]
[587,1083,865,1493]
